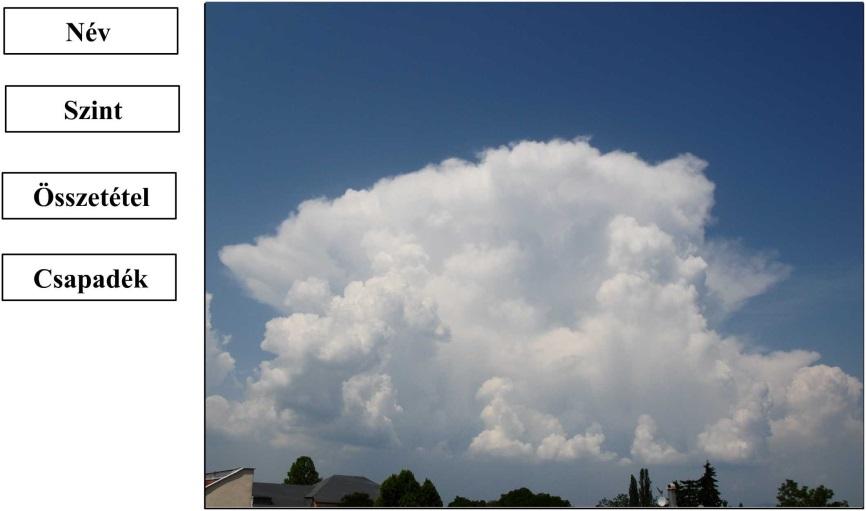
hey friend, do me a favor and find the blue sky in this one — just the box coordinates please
[206,3,862,505]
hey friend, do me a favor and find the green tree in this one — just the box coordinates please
[697,461,726,507]
[596,493,630,507]
[628,475,639,506]
[377,469,421,506]
[676,479,700,507]
[776,479,849,507]
[339,492,375,507]
[417,479,444,507]
[283,456,322,485]
[449,496,487,507]
[377,469,445,507]
[638,468,653,507]
[495,487,570,507]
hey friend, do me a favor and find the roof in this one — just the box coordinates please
[306,475,380,504]
[252,482,314,507]
[205,467,255,490]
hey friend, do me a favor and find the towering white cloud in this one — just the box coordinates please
[206,293,236,392]
[208,138,861,481]
[469,376,619,462]
[631,414,687,464]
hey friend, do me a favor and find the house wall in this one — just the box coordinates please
[206,469,254,508]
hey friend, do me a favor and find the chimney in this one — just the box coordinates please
[666,483,678,507]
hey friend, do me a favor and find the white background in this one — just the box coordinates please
[2,172,176,219]
[6,85,180,132]
[2,254,176,300]
[4,7,178,54]
[0,0,203,509]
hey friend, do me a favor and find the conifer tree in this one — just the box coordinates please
[638,468,653,507]
[697,461,725,507]
[628,475,639,506]
[676,479,700,507]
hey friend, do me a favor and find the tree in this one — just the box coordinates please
[377,470,422,506]
[448,488,569,508]
[596,493,630,507]
[449,496,487,507]
[417,479,444,507]
[776,479,849,507]
[628,475,640,506]
[674,462,729,507]
[495,487,570,507]
[377,470,445,507]
[697,461,726,507]
[638,468,653,507]
[495,488,536,507]
[283,456,321,485]
[340,492,375,507]
[676,479,700,508]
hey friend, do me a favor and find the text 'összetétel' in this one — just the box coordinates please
[34,182,149,208]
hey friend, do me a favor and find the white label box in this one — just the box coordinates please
[3,7,178,55]
[1,253,177,301]
[2,172,176,220]
[5,85,180,133]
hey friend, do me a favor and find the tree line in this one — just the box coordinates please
[448,487,571,507]
[283,456,569,507]
[596,461,848,507]
[284,456,849,507]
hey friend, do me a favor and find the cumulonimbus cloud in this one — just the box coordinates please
[207,138,861,470]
